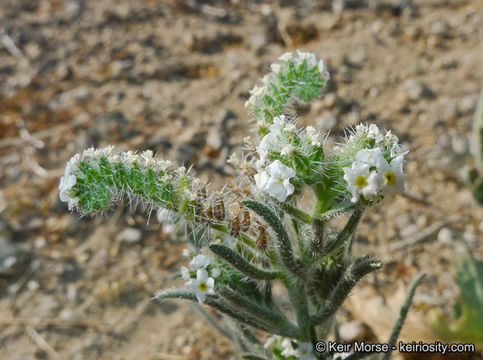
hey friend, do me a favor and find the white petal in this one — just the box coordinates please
[185,279,197,291]
[190,254,210,269]
[255,171,269,191]
[283,179,295,197]
[66,175,77,188]
[197,268,209,283]
[195,289,206,304]
[362,172,382,198]
[266,180,288,202]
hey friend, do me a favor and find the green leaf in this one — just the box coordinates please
[427,256,483,349]
[209,244,281,280]
[382,273,426,360]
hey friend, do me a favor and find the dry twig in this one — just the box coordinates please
[390,214,462,250]
[26,327,62,360]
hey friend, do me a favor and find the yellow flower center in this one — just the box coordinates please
[198,282,207,292]
[355,175,367,188]
[278,177,284,184]
[385,171,396,185]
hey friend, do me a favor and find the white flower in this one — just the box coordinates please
[271,63,282,73]
[306,126,322,147]
[254,169,269,190]
[250,85,267,97]
[255,150,268,170]
[158,159,173,171]
[258,116,287,152]
[140,150,155,168]
[255,160,296,202]
[281,144,295,156]
[122,150,139,165]
[384,130,398,146]
[295,51,318,69]
[281,338,297,358]
[376,155,405,195]
[284,123,296,133]
[367,124,384,144]
[185,269,215,304]
[246,85,268,107]
[295,342,317,360]
[189,254,211,270]
[180,266,191,280]
[355,123,367,134]
[245,96,256,108]
[264,335,281,349]
[175,166,186,176]
[389,143,409,158]
[59,155,80,210]
[355,148,384,165]
[279,52,294,62]
[343,161,381,203]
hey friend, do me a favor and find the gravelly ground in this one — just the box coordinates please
[0,1,482,359]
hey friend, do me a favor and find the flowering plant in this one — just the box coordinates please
[59,51,423,359]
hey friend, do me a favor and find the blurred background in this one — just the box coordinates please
[0,0,482,359]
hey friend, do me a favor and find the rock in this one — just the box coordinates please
[437,227,453,244]
[118,228,142,244]
[348,49,366,66]
[368,87,379,98]
[323,93,340,109]
[403,26,422,41]
[206,126,223,151]
[60,308,75,321]
[27,280,40,291]
[248,35,268,55]
[458,94,478,114]
[430,20,450,38]
[399,79,434,102]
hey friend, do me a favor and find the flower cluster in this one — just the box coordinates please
[181,253,220,304]
[264,336,316,360]
[59,154,81,210]
[340,124,407,203]
[245,51,330,127]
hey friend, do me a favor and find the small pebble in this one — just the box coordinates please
[437,227,453,244]
[118,228,142,244]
